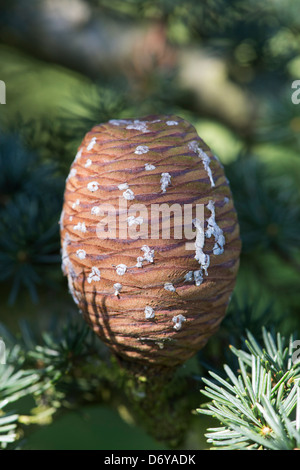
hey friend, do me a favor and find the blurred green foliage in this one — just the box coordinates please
[0,0,300,450]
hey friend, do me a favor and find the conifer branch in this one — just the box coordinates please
[198,328,300,450]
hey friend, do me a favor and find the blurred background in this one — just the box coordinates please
[0,0,300,450]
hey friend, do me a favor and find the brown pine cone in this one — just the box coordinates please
[60,115,241,368]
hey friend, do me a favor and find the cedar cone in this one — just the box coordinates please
[60,115,241,368]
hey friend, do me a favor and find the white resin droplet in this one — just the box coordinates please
[87,137,97,151]
[113,283,122,296]
[91,206,101,215]
[87,266,101,283]
[85,159,92,168]
[184,269,204,286]
[76,249,86,260]
[188,140,215,187]
[141,245,154,263]
[73,222,86,233]
[74,148,82,162]
[87,181,99,192]
[166,120,178,126]
[123,188,135,200]
[184,271,193,282]
[72,199,80,209]
[194,270,203,286]
[109,119,132,126]
[67,168,77,180]
[145,306,155,319]
[116,264,127,276]
[135,145,149,155]
[206,200,225,255]
[118,183,129,190]
[136,256,144,268]
[193,218,210,275]
[126,120,149,133]
[160,172,171,192]
[61,234,70,275]
[127,215,143,227]
[172,314,186,330]
[145,163,156,171]
[164,282,176,292]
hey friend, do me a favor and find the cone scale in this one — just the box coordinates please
[60,115,241,368]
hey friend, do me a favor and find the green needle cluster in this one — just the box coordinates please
[198,328,300,449]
